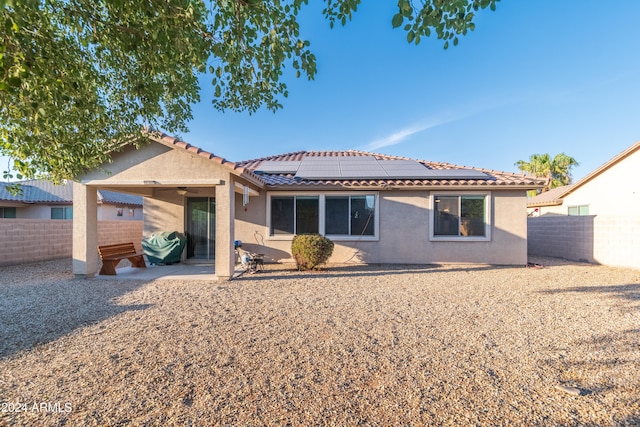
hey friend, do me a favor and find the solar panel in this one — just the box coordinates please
[255,160,301,174]
[256,156,490,180]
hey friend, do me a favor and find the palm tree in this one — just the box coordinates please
[515,152,579,193]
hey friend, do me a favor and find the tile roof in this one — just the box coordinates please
[145,130,264,187]
[0,183,24,202]
[0,179,72,203]
[526,185,572,207]
[139,131,546,190]
[236,150,547,189]
[0,180,142,206]
[98,189,143,206]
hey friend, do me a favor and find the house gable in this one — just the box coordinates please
[527,141,640,216]
[561,144,640,215]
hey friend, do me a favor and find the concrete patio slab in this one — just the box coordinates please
[95,262,217,281]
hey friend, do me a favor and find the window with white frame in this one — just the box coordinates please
[431,193,490,240]
[51,207,73,220]
[268,193,378,239]
[567,205,589,216]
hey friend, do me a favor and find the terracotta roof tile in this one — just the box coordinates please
[236,150,546,189]
[141,133,545,190]
[526,185,572,207]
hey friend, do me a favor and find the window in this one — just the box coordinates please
[568,205,589,216]
[116,208,124,216]
[431,194,490,240]
[325,195,375,236]
[270,196,319,235]
[51,207,73,220]
[269,193,378,239]
[0,207,17,218]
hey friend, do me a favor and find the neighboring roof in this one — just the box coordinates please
[0,179,72,204]
[97,189,144,206]
[557,140,640,199]
[526,141,640,207]
[0,180,142,206]
[236,150,547,189]
[527,185,573,208]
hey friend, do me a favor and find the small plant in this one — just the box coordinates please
[291,234,334,271]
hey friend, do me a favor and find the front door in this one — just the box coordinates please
[186,197,215,260]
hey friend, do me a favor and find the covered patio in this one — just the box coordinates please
[72,132,262,280]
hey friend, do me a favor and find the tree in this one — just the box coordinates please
[1,0,500,183]
[515,153,579,193]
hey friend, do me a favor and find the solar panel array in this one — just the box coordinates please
[255,156,490,180]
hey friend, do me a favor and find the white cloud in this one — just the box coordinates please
[362,116,456,151]
[361,95,523,152]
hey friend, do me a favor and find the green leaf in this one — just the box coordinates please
[392,13,404,28]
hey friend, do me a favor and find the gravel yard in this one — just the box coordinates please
[1,258,639,426]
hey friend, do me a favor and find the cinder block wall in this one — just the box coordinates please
[528,215,640,269]
[527,216,595,263]
[97,220,144,253]
[0,220,143,266]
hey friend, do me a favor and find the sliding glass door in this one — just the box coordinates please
[186,197,215,260]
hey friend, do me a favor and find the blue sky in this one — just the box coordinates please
[183,1,640,182]
[3,1,639,182]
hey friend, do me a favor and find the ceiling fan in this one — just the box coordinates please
[156,186,198,196]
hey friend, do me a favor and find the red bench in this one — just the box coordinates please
[98,243,146,275]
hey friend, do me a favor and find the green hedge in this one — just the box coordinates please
[291,234,334,271]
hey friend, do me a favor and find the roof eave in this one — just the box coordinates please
[143,130,266,190]
[527,200,563,208]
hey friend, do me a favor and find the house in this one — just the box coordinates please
[0,179,143,220]
[527,141,640,268]
[526,184,573,216]
[72,132,546,279]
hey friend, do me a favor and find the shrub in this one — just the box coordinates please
[291,234,334,271]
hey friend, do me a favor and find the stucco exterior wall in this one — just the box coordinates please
[0,219,143,266]
[144,195,188,238]
[12,204,68,219]
[82,143,231,184]
[233,189,529,266]
[561,149,640,215]
[528,204,566,216]
[98,204,143,221]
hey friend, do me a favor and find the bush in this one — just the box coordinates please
[291,234,334,271]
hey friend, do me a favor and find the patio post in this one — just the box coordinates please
[215,176,235,280]
[72,182,98,278]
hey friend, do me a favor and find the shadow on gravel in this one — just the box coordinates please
[537,283,640,307]
[234,263,521,281]
[0,261,152,360]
